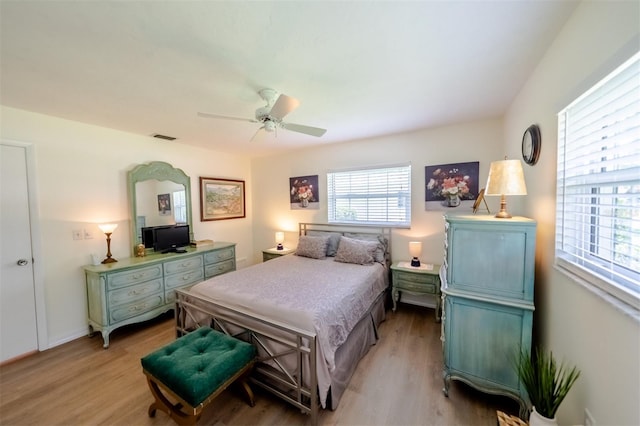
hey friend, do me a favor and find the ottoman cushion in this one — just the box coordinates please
[141,327,256,407]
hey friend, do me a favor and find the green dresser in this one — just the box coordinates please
[441,215,535,415]
[84,242,235,348]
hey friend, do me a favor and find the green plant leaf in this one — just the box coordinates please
[513,347,581,418]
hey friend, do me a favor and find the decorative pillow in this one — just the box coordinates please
[334,236,379,265]
[295,235,330,259]
[344,233,388,264]
[306,231,342,256]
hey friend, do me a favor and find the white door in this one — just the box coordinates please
[0,143,39,362]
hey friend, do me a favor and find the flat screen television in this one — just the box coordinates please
[152,225,190,253]
[141,226,156,248]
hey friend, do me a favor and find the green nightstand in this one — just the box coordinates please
[262,247,294,262]
[390,261,441,321]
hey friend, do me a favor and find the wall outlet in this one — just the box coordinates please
[585,408,596,426]
[72,229,83,240]
[83,228,93,239]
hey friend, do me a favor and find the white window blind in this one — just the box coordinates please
[173,190,187,224]
[556,52,640,308]
[327,164,411,227]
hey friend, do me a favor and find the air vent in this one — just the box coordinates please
[151,134,177,141]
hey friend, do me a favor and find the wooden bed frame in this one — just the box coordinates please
[174,223,392,425]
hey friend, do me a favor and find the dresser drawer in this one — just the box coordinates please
[163,255,204,276]
[109,294,165,323]
[394,270,439,286]
[164,268,204,290]
[106,265,163,290]
[205,259,235,278]
[394,279,437,294]
[108,278,163,306]
[204,248,235,265]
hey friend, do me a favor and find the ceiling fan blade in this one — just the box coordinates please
[281,122,327,137]
[269,94,300,120]
[250,126,267,143]
[197,112,257,123]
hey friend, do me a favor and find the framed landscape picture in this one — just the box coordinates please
[199,177,246,221]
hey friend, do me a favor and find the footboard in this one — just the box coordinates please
[174,289,319,424]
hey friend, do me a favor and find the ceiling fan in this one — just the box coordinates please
[198,89,327,142]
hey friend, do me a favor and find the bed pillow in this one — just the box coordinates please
[344,233,388,264]
[306,231,342,256]
[334,236,379,265]
[295,235,330,259]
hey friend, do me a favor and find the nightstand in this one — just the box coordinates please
[262,247,294,262]
[390,261,441,321]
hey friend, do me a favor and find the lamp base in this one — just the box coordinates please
[494,210,512,219]
[101,257,117,264]
[276,243,283,251]
[411,257,421,267]
[494,194,513,219]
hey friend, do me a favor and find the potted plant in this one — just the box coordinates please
[514,347,581,426]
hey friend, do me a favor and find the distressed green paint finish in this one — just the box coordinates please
[84,243,235,348]
[441,215,536,418]
[127,161,193,253]
[390,262,442,321]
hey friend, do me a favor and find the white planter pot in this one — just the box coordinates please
[529,407,558,426]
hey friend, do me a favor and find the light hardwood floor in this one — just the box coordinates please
[0,305,519,425]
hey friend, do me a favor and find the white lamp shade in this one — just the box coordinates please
[409,241,422,258]
[485,159,527,196]
[98,223,118,234]
[275,231,285,245]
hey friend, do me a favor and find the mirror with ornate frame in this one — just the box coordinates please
[127,161,193,254]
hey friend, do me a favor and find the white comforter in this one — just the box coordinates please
[188,254,388,406]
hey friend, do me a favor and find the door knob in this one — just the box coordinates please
[17,259,29,266]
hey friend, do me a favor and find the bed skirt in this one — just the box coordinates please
[327,290,386,409]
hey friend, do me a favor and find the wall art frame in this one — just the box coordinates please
[157,193,172,216]
[199,177,246,221]
[289,175,319,210]
[425,161,480,211]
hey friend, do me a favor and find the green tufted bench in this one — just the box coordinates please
[141,326,257,425]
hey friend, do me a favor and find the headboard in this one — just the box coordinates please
[298,222,392,267]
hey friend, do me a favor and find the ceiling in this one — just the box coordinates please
[0,1,579,158]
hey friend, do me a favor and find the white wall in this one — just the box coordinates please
[504,1,640,425]
[250,118,506,265]
[1,106,253,348]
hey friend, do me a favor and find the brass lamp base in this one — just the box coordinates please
[101,232,118,264]
[494,194,513,219]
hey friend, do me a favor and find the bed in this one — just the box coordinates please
[174,223,391,424]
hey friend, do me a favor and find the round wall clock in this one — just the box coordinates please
[521,124,541,165]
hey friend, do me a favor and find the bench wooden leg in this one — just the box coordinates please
[146,377,200,426]
[239,378,255,407]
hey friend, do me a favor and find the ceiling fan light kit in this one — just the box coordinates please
[198,88,326,141]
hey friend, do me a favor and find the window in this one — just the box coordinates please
[556,52,640,309]
[327,164,411,227]
[173,190,186,224]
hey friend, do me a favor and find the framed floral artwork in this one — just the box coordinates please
[199,177,246,221]
[425,162,480,211]
[289,175,319,210]
[157,193,171,216]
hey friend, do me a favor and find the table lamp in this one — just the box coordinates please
[98,223,118,264]
[409,241,422,267]
[484,159,527,219]
[275,231,285,250]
